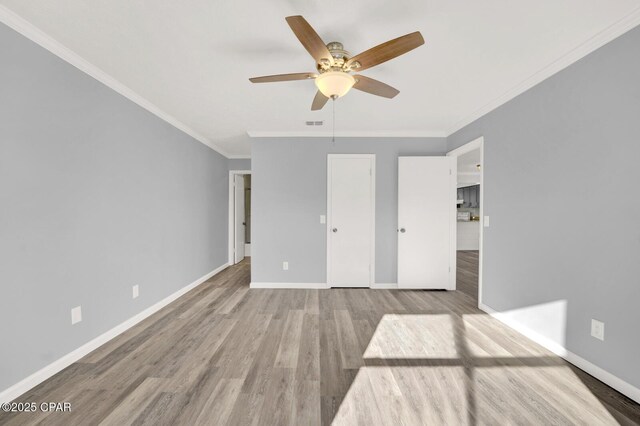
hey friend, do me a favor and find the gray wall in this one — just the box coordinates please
[228,158,251,171]
[448,25,640,388]
[252,137,447,283]
[0,23,229,391]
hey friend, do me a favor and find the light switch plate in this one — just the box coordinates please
[283,261,289,271]
[320,215,326,224]
[132,285,139,299]
[483,216,490,227]
[591,319,605,341]
[71,306,82,325]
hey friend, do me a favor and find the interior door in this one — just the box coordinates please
[398,156,456,289]
[328,155,375,287]
[234,174,245,264]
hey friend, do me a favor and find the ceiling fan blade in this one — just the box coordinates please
[249,72,317,83]
[311,91,329,111]
[285,16,334,66]
[353,75,399,98]
[347,32,424,72]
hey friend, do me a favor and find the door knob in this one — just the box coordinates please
[332,228,338,233]
[399,228,406,233]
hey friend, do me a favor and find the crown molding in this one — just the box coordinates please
[447,6,640,136]
[0,6,233,158]
[4,4,639,154]
[246,130,448,138]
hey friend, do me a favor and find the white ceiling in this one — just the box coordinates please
[2,1,639,157]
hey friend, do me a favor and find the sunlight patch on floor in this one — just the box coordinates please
[332,366,469,425]
[347,311,619,425]
[363,314,459,359]
[333,364,618,425]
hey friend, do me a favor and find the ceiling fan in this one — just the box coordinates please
[249,16,425,110]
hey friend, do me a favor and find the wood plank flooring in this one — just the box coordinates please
[457,250,479,302]
[2,258,640,425]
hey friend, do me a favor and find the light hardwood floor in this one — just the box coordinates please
[2,258,639,425]
[456,250,479,302]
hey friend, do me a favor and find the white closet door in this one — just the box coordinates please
[234,174,245,264]
[398,156,456,289]
[327,155,375,287]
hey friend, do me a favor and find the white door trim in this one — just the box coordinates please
[447,136,484,307]
[228,170,251,265]
[326,154,376,287]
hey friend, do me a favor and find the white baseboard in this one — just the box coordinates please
[563,351,640,404]
[250,282,400,290]
[479,302,640,404]
[370,283,398,289]
[0,262,229,404]
[479,303,567,357]
[250,282,328,289]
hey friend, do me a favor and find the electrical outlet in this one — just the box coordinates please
[320,215,326,224]
[132,285,139,299]
[71,306,82,325]
[283,261,289,271]
[591,319,605,341]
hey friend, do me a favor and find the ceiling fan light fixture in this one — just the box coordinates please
[250,16,425,110]
[315,71,355,98]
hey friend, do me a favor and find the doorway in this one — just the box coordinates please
[446,137,484,306]
[228,170,251,265]
[327,154,375,287]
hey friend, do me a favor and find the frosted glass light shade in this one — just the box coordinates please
[315,71,355,98]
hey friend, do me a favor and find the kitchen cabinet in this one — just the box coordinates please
[473,185,479,207]
[457,221,480,250]
[471,185,479,208]
[457,185,480,208]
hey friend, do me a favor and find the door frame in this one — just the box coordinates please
[326,154,376,287]
[228,169,251,265]
[446,136,484,307]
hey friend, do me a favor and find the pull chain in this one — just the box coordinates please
[332,97,336,144]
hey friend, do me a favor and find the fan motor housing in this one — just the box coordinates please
[318,41,358,72]
[327,41,350,60]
